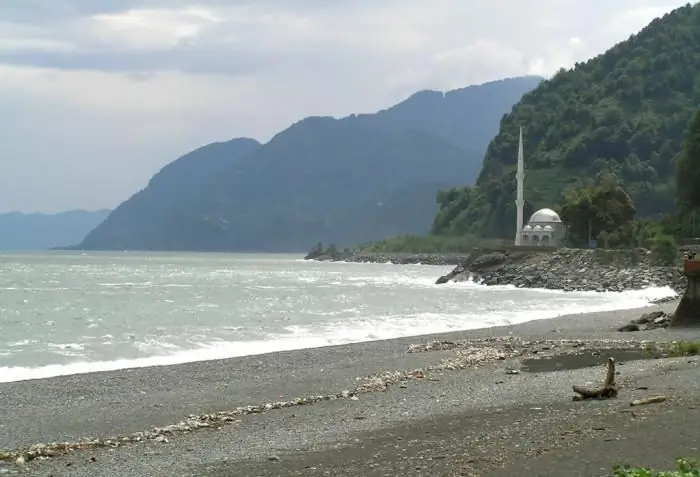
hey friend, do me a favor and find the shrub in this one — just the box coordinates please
[651,234,679,266]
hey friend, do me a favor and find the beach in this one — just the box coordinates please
[2,299,700,476]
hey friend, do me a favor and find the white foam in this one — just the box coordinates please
[0,285,677,384]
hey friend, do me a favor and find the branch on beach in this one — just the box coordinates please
[572,357,618,401]
[630,395,666,406]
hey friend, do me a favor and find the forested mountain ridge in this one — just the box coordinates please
[345,75,543,153]
[151,122,482,251]
[432,3,700,239]
[80,138,261,250]
[77,77,541,252]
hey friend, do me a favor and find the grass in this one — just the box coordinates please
[666,341,700,357]
[612,458,700,476]
[357,234,509,254]
[641,341,700,358]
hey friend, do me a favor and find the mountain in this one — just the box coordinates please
[345,75,543,153]
[0,209,111,250]
[79,138,261,250]
[433,3,700,239]
[78,76,542,252]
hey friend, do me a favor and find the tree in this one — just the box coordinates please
[676,109,700,211]
[651,234,678,266]
[560,175,636,247]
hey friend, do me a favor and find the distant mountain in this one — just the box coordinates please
[77,76,542,252]
[79,138,261,250]
[0,209,111,250]
[346,75,543,153]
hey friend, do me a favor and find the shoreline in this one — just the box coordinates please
[308,248,688,295]
[2,299,699,476]
[0,284,680,385]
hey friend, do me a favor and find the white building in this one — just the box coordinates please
[520,208,566,247]
[513,127,565,247]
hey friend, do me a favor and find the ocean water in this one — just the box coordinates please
[0,252,677,384]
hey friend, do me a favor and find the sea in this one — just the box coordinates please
[0,251,677,384]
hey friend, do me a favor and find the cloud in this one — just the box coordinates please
[0,0,688,212]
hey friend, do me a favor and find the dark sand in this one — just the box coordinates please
[2,300,700,476]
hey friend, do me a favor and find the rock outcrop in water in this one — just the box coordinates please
[439,248,686,293]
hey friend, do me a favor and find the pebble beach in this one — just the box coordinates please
[2,299,700,476]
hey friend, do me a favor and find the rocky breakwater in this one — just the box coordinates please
[304,242,470,266]
[437,248,687,293]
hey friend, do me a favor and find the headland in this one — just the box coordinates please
[307,245,686,294]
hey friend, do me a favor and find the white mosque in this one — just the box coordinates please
[513,127,566,248]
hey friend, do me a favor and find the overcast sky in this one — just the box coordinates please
[0,0,688,213]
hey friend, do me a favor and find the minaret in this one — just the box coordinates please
[514,126,525,246]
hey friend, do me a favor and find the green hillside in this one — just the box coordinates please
[433,3,700,239]
[161,120,482,251]
[80,138,261,250]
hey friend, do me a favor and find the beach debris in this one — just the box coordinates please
[630,395,667,406]
[617,311,672,332]
[0,339,667,467]
[572,357,617,401]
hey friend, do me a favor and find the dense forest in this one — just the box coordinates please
[432,3,700,240]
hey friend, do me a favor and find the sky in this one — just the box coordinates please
[0,0,690,213]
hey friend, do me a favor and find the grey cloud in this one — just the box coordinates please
[0,0,690,213]
[0,48,272,75]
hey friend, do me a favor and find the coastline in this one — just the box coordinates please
[3,298,700,476]
[309,248,688,295]
[309,251,472,266]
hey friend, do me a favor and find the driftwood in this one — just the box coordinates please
[630,395,666,406]
[572,357,618,401]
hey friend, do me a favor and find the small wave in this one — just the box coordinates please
[0,285,676,384]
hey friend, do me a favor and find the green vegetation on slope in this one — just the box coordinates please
[80,138,262,250]
[357,234,507,254]
[676,109,700,211]
[165,122,481,251]
[433,3,700,240]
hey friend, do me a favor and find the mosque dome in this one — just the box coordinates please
[529,208,562,223]
[523,225,532,231]
[533,225,543,231]
[543,225,554,232]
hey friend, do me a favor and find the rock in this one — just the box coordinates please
[439,248,686,294]
[470,252,507,271]
[635,311,665,324]
[435,275,450,284]
[618,311,672,332]
[435,266,465,285]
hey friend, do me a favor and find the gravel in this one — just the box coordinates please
[2,300,699,477]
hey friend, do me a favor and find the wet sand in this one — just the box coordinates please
[2,300,700,476]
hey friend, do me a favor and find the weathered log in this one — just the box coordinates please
[630,395,666,406]
[572,357,617,401]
